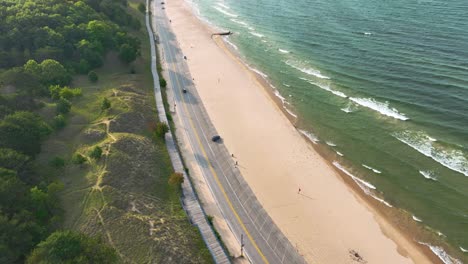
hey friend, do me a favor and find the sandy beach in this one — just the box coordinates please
[162,0,436,263]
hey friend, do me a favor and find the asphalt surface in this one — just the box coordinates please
[152,1,306,263]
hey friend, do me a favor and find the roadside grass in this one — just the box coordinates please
[33,0,213,262]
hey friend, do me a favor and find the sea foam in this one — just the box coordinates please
[285,60,330,79]
[394,130,468,177]
[362,164,382,174]
[230,18,248,27]
[300,78,347,98]
[299,129,319,144]
[214,6,238,17]
[333,161,376,191]
[418,242,462,264]
[459,247,468,253]
[224,37,238,50]
[279,49,290,54]
[412,215,423,222]
[326,141,337,147]
[349,97,409,120]
[216,2,230,9]
[336,151,344,156]
[249,31,264,38]
[419,170,437,181]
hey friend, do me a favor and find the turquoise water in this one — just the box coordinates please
[188,0,468,261]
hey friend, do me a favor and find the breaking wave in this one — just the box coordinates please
[349,97,409,120]
[326,141,337,147]
[299,129,319,144]
[412,215,423,222]
[419,170,438,181]
[249,31,264,38]
[336,151,344,156]
[418,242,462,264]
[279,48,290,54]
[214,6,238,17]
[285,60,330,79]
[333,161,376,191]
[394,130,468,177]
[216,2,230,9]
[300,78,347,98]
[230,18,248,27]
[223,37,238,50]
[362,164,382,174]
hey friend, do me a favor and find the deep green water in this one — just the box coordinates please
[187,0,468,261]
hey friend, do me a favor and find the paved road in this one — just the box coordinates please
[152,1,305,263]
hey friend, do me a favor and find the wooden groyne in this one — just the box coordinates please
[211,31,232,37]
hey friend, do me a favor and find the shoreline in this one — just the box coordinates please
[215,36,444,264]
[163,0,443,263]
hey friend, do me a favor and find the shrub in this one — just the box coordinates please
[56,98,71,114]
[89,146,102,160]
[154,122,169,138]
[168,172,184,186]
[59,87,82,100]
[72,153,86,165]
[49,157,65,168]
[53,114,66,130]
[159,78,167,88]
[88,71,98,82]
[138,3,145,13]
[101,98,111,110]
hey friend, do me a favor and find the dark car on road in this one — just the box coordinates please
[211,135,221,142]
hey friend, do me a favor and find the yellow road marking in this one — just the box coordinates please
[162,25,269,264]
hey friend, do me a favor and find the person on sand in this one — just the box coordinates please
[298,187,301,194]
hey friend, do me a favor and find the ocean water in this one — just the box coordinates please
[187,0,468,261]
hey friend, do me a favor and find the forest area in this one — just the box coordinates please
[0,0,141,262]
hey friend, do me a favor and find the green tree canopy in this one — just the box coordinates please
[27,231,118,264]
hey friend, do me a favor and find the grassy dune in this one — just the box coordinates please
[34,1,212,263]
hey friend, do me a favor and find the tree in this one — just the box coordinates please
[119,43,138,63]
[154,122,169,138]
[56,98,71,114]
[27,231,118,264]
[168,172,184,187]
[89,146,102,160]
[53,114,66,130]
[0,112,51,156]
[49,157,65,168]
[138,3,146,13]
[159,78,167,88]
[101,97,111,110]
[39,59,71,86]
[88,71,98,82]
[72,153,87,165]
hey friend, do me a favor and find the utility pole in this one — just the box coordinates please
[240,234,245,257]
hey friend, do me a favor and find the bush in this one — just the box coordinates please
[89,146,102,160]
[154,122,169,138]
[56,98,71,114]
[138,3,145,13]
[53,114,66,130]
[59,87,82,100]
[88,71,98,82]
[159,78,167,88]
[72,153,87,165]
[119,43,138,63]
[101,98,111,110]
[49,157,65,168]
[168,172,184,187]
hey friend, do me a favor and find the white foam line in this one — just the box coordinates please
[333,161,376,190]
[395,131,468,177]
[230,18,248,27]
[299,129,319,144]
[459,246,468,253]
[326,141,337,147]
[286,60,330,79]
[279,49,290,54]
[301,78,347,98]
[216,2,230,9]
[350,97,408,120]
[249,31,264,38]
[418,242,463,264]
[419,170,437,181]
[412,215,423,222]
[214,6,238,17]
[284,107,297,118]
[370,194,392,207]
[336,151,344,156]
[362,164,382,174]
[283,83,291,87]
[223,37,238,50]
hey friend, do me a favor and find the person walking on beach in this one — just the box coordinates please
[298,187,301,194]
